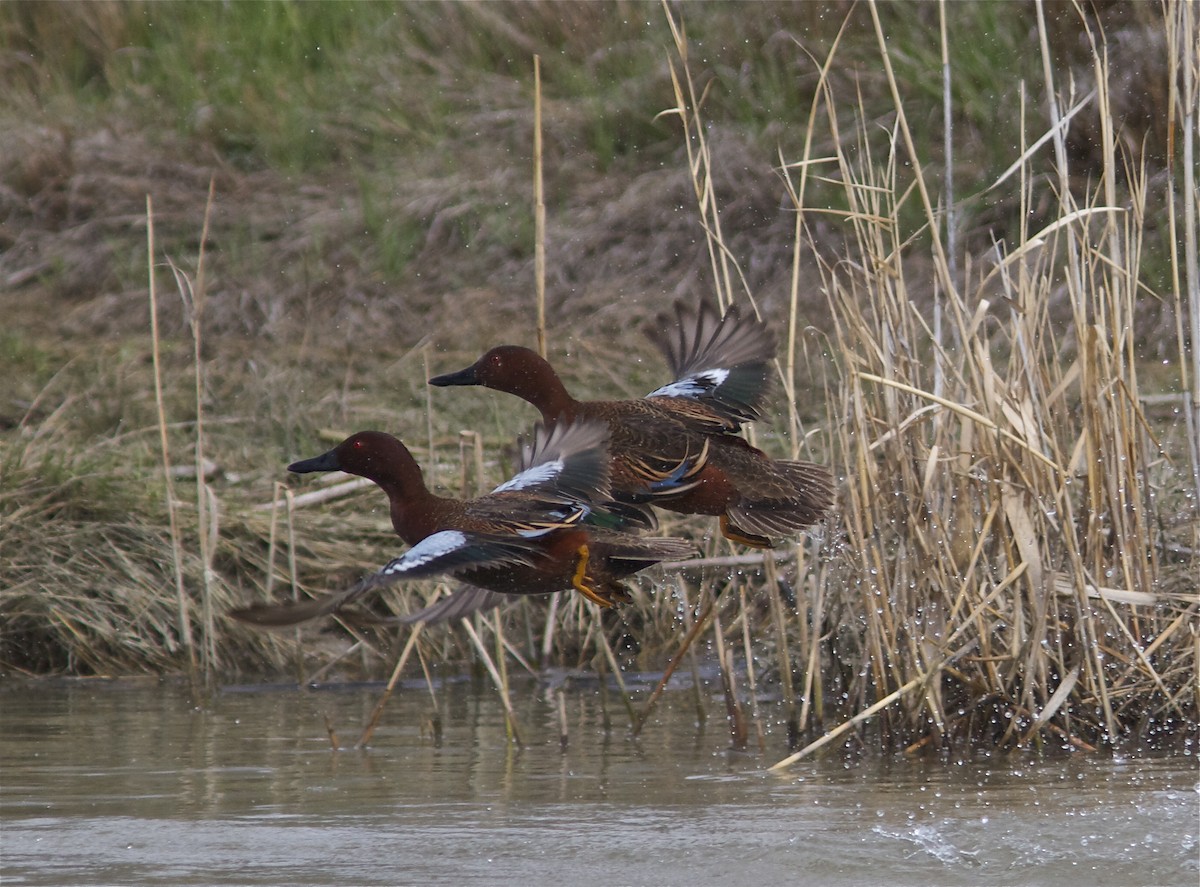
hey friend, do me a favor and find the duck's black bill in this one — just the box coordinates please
[428,365,478,387]
[288,449,340,474]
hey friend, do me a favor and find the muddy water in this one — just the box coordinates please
[2,677,1195,886]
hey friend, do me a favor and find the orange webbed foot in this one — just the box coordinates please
[720,515,773,549]
[570,543,615,607]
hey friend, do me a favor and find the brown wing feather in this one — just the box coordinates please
[644,395,741,434]
[721,456,835,539]
[645,299,777,426]
[652,300,776,381]
[575,400,711,500]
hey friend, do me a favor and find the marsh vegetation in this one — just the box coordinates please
[1,1,1196,758]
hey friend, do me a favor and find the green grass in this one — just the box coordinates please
[17,1,400,169]
[3,2,1170,313]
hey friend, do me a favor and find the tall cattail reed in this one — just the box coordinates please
[769,1,1196,759]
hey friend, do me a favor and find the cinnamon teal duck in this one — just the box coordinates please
[429,300,834,548]
[231,421,696,627]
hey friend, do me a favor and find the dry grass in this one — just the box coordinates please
[1,2,1195,755]
[768,0,1199,757]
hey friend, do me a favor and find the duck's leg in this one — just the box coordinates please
[720,515,773,549]
[570,543,615,608]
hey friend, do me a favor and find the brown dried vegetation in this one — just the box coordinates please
[1,1,1195,756]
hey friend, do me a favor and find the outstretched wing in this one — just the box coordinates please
[470,420,613,536]
[393,586,506,623]
[645,300,776,428]
[229,530,542,628]
[327,586,510,627]
[493,420,611,504]
[367,529,542,581]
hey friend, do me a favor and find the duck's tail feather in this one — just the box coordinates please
[600,534,699,566]
[726,460,835,543]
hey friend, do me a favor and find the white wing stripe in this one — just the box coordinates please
[380,531,469,575]
[648,368,731,400]
[493,459,564,493]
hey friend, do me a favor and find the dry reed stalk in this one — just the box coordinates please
[631,584,719,738]
[767,0,1199,755]
[303,640,364,686]
[774,27,853,744]
[423,346,437,489]
[556,688,568,750]
[285,487,303,683]
[412,634,438,704]
[797,561,825,735]
[323,715,340,752]
[661,1,845,752]
[263,482,284,597]
[530,60,556,643]
[679,579,708,729]
[770,639,977,770]
[867,0,954,295]
[771,670,934,771]
[146,195,197,684]
[418,651,445,745]
[491,607,514,738]
[1172,0,1200,509]
[593,615,638,727]
[660,0,740,311]
[356,623,425,749]
[711,596,747,749]
[738,586,766,752]
[763,554,800,747]
[578,651,605,732]
[477,615,537,678]
[460,615,522,747]
[251,477,374,512]
[654,575,707,728]
[197,181,217,678]
[533,53,546,358]
[167,179,219,681]
[539,591,560,665]
[937,0,957,344]
[779,8,850,445]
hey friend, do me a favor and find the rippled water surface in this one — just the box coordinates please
[2,678,1196,886]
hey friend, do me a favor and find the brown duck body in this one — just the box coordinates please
[536,397,832,547]
[430,300,834,548]
[231,423,696,627]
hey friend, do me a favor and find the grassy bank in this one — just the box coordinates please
[1,1,1196,756]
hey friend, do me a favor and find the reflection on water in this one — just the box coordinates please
[2,677,1196,886]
